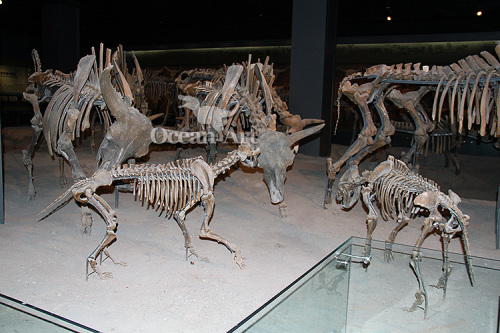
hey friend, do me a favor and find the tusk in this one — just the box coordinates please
[461,228,475,286]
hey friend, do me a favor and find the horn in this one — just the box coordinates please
[112,57,134,103]
[458,218,475,286]
[287,123,325,146]
[300,118,325,128]
[100,66,128,121]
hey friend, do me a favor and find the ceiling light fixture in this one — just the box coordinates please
[387,16,392,21]
[476,11,482,16]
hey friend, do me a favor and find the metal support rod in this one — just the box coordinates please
[0,111,4,224]
[333,252,372,266]
[496,186,499,250]
[115,187,119,209]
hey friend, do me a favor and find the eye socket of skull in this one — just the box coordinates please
[336,182,360,208]
[439,204,469,233]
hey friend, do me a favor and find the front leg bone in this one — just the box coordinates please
[325,81,377,209]
[361,184,377,257]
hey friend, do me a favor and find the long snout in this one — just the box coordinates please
[266,175,285,204]
[270,185,284,204]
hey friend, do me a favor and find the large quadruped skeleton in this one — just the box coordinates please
[22,45,147,200]
[176,55,325,216]
[38,145,256,279]
[24,44,206,234]
[336,156,474,318]
[325,42,500,208]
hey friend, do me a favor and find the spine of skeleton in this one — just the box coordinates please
[210,150,245,178]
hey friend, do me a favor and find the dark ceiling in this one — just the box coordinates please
[1,0,500,62]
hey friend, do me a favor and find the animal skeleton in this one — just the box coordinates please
[23,49,105,201]
[177,55,324,145]
[336,156,474,318]
[325,43,500,207]
[23,45,119,234]
[22,45,145,200]
[24,46,206,234]
[175,67,227,131]
[142,68,178,125]
[391,115,462,174]
[38,145,256,279]
[96,65,207,171]
[177,56,325,216]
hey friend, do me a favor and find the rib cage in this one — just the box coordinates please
[111,157,205,216]
[373,157,440,220]
[109,149,246,216]
[143,69,174,102]
[340,46,500,137]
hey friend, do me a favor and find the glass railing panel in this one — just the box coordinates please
[231,236,499,333]
[0,293,99,332]
[347,237,499,332]
[230,237,355,333]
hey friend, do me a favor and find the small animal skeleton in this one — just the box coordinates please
[38,145,256,279]
[336,156,474,318]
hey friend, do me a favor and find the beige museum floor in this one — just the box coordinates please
[0,126,499,332]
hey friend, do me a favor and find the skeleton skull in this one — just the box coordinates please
[336,165,363,209]
[251,124,324,204]
[414,189,471,237]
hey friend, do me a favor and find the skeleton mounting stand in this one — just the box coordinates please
[332,251,372,269]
